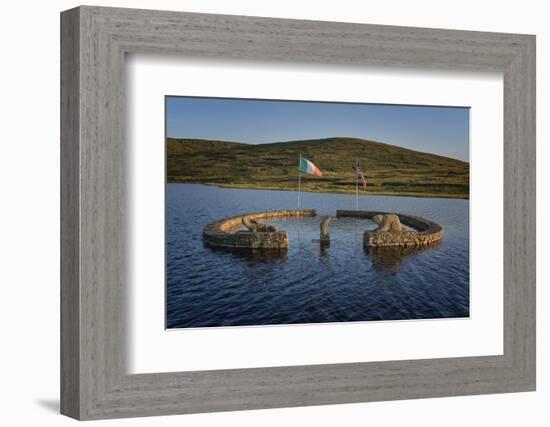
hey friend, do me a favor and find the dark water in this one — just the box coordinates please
[166,184,469,328]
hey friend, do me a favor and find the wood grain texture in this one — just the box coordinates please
[60,7,80,419]
[60,5,536,420]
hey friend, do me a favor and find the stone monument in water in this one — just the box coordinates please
[320,216,332,242]
[242,216,277,233]
[372,214,404,232]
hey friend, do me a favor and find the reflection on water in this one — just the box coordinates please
[204,243,288,267]
[365,244,441,273]
[319,240,331,257]
[206,234,439,273]
[167,184,469,328]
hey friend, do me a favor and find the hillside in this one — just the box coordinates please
[166,137,469,199]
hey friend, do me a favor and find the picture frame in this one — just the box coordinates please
[60,5,536,420]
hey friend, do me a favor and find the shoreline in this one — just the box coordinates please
[166,180,469,201]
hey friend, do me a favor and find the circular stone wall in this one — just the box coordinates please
[336,210,443,248]
[203,209,317,249]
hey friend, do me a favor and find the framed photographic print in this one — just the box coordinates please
[165,97,468,329]
[61,5,536,420]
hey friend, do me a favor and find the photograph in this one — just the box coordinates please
[165,96,470,329]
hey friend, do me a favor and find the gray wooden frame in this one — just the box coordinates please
[60,5,536,420]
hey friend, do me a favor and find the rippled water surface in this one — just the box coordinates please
[167,184,469,328]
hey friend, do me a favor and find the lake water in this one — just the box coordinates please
[167,183,469,328]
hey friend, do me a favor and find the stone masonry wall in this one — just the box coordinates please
[203,209,317,249]
[336,210,443,248]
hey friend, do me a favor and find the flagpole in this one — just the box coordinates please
[364,159,367,202]
[355,159,359,211]
[298,154,302,210]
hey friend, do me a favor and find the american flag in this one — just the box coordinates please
[353,160,367,190]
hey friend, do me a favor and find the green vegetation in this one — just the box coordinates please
[167,137,469,199]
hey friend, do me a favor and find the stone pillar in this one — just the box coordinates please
[320,216,332,242]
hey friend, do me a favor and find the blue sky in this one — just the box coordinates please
[166,97,469,161]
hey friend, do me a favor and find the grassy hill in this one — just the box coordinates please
[167,137,469,199]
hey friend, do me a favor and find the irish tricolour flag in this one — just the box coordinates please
[299,156,322,176]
